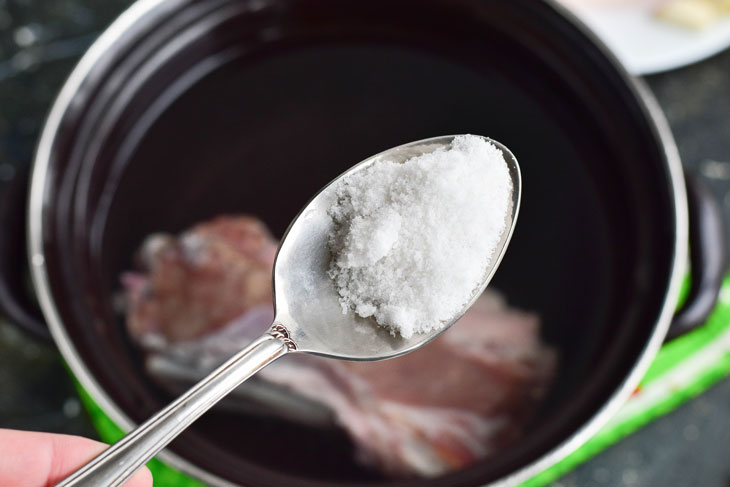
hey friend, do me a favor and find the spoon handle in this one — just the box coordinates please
[55,331,291,487]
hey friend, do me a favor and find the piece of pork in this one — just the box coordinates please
[123,215,277,342]
[123,215,556,477]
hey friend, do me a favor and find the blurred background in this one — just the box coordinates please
[1,0,730,486]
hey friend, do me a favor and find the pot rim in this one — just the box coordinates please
[27,0,688,486]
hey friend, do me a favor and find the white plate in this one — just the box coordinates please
[563,2,730,74]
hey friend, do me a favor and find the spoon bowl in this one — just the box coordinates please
[274,134,522,360]
[56,134,520,487]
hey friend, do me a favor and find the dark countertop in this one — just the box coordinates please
[1,1,730,486]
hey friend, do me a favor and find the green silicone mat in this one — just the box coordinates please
[73,275,730,487]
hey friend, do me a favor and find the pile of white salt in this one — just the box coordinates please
[327,135,512,339]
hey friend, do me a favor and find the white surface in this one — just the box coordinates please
[567,3,730,74]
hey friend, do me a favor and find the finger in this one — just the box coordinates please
[0,429,153,487]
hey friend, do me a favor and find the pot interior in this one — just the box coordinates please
[38,0,678,485]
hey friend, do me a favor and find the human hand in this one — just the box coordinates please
[0,428,153,487]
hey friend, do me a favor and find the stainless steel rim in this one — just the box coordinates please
[27,0,688,486]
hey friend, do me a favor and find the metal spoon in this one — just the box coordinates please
[56,134,521,487]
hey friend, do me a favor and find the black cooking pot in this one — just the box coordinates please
[0,0,726,485]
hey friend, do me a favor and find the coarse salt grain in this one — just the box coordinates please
[327,135,512,339]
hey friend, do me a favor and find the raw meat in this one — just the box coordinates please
[123,216,277,342]
[123,215,556,477]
